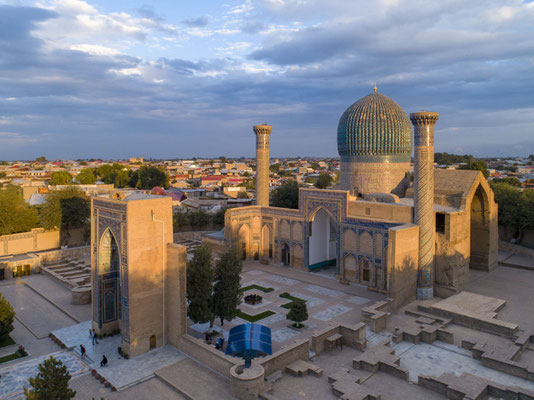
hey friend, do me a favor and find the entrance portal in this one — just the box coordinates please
[470,185,490,270]
[282,243,290,266]
[308,208,337,270]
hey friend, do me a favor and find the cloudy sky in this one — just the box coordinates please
[1,0,533,160]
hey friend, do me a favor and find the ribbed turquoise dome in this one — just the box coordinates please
[337,91,412,163]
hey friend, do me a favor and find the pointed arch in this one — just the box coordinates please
[261,225,272,260]
[238,224,250,260]
[343,254,357,283]
[99,228,120,274]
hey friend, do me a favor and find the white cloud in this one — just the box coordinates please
[69,43,119,56]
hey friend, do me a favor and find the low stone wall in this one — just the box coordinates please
[202,236,227,255]
[173,230,218,242]
[176,334,238,378]
[500,240,534,259]
[258,339,309,377]
[311,323,366,355]
[38,246,90,264]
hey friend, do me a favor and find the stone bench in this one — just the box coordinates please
[285,360,323,377]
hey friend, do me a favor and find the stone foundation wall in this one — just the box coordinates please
[258,339,309,377]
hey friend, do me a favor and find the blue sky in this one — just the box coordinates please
[0,0,533,160]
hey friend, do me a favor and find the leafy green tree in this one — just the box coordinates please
[114,170,130,188]
[286,301,308,328]
[310,162,320,170]
[212,208,226,225]
[39,187,89,240]
[0,293,15,339]
[237,191,249,199]
[188,209,211,227]
[434,152,474,165]
[491,177,521,187]
[0,185,40,234]
[24,356,76,400]
[0,172,6,179]
[49,171,72,185]
[315,173,333,189]
[75,168,96,184]
[212,246,243,326]
[269,163,281,173]
[173,210,189,230]
[186,244,214,325]
[128,170,139,188]
[490,182,521,228]
[460,159,489,178]
[136,166,169,189]
[35,156,47,163]
[529,154,534,161]
[271,180,299,209]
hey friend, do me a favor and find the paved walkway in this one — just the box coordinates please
[52,322,186,391]
[499,250,534,270]
[190,265,382,352]
[0,350,88,400]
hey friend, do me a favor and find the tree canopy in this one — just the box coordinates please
[491,177,521,187]
[459,159,489,178]
[0,185,40,235]
[491,182,534,241]
[286,301,308,328]
[135,165,170,189]
[434,152,474,165]
[24,356,76,400]
[186,244,214,324]
[75,168,96,184]
[0,292,15,339]
[212,246,243,325]
[271,180,299,209]
[39,187,90,235]
[315,173,333,189]
[49,171,73,185]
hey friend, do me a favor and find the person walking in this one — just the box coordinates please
[92,331,99,345]
[100,355,108,367]
[89,328,93,338]
[80,344,86,359]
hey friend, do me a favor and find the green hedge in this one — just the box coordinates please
[237,310,275,323]
[240,284,274,293]
[279,292,306,309]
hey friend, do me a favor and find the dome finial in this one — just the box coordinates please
[373,82,377,93]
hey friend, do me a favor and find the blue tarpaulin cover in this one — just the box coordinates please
[225,323,272,360]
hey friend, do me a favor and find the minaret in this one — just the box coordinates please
[253,124,272,207]
[410,111,439,300]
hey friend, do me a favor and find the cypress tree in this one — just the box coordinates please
[24,356,76,400]
[212,246,243,326]
[186,244,214,325]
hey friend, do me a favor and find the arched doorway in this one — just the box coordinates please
[99,229,120,324]
[308,208,337,270]
[359,258,371,285]
[261,225,272,260]
[149,334,156,350]
[470,185,490,269]
[281,243,290,266]
[238,225,250,260]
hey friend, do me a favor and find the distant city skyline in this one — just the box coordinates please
[1,0,534,160]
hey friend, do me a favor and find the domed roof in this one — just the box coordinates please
[337,89,412,163]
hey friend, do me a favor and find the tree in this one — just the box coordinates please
[0,185,40,235]
[219,156,227,164]
[49,171,72,186]
[286,301,308,328]
[0,293,15,339]
[237,191,249,199]
[75,168,96,184]
[491,177,521,187]
[24,356,76,400]
[212,208,226,225]
[173,210,189,230]
[0,172,6,179]
[39,187,90,240]
[188,209,211,227]
[212,246,243,326]
[271,180,299,209]
[136,166,169,189]
[315,173,333,189]
[114,170,130,188]
[460,159,489,178]
[35,156,47,163]
[186,244,214,325]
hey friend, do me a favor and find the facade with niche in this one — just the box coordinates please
[223,88,499,308]
[91,194,187,357]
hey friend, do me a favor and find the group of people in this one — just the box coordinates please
[80,328,107,367]
[205,332,225,351]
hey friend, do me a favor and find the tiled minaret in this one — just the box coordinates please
[253,124,272,207]
[410,111,439,300]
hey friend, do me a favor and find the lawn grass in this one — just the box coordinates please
[240,284,274,293]
[0,335,15,349]
[279,292,306,309]
[0,352,23,364]
[236,309,276,323]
